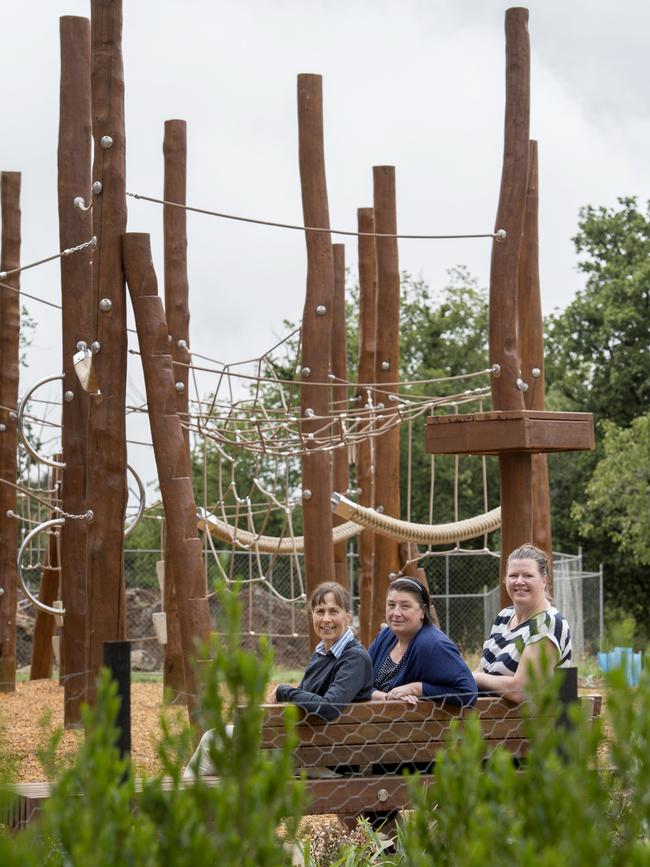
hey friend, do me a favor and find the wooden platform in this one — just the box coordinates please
[425,409,595,456]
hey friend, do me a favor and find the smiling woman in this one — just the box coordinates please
[184,582,373,778]
[473,544,572,704]
[368,577,477,707]
[274,582,373,720]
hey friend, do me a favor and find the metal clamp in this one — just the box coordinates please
[17,375,66,469]
[17,518,66,616]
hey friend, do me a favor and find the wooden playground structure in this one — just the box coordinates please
[0,2,594,729]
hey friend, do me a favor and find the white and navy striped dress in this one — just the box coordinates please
[480,606,572,675]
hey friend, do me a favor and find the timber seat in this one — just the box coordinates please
[4,694,603,829]
[259,693,603,817]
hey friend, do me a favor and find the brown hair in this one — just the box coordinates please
[386,576,432,625]
[310,581,352,612]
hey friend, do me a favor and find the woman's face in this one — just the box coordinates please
[505,558,547,609]
[311,591,351,650]
[385,590,424,641]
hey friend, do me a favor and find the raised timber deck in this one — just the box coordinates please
[425,410,595,456]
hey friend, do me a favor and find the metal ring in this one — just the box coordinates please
[17,518,66,616]
[124,464,145,537]
[17,375,66,469]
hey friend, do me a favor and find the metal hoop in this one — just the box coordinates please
[17,375,66,469]
[124,464,145,537]
[17,517,66,616]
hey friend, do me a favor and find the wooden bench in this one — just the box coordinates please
[4,693,602,830]
[260,693,604,818]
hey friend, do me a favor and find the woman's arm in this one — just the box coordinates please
[277,651,372,720]
[473,638,559,704]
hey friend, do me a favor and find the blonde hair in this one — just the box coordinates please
[506,543,550,579]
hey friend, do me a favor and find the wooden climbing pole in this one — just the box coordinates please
[371,166,402,637]
[518,140,553,567]
[30,465,63,680]
[0,170,21,692]
[424,7,594,606]
[355,207,377,646]
[331,243,349,588]
[162,117,190,698]
[123,232,210,719]
[297,73,336,637]
[58,14,92,725]
[85,0,129,701]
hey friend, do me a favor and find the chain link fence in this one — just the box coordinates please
[15,540,604,671]
[117,545,603,671]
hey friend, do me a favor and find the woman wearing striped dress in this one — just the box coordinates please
[474,543,572,704]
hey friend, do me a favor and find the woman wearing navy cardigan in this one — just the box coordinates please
[369,576,476,708]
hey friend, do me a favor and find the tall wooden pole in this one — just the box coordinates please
[518,139,553,585]
[0,171,21,692]
[162,118,189,698]
[355,207,377,646]
[58,15,92,725]
[331,243,349,588]
[123,232,210,720]
[297,73,335,640]
[371,166,401,637]
[86,0,128,700]
[30,466,63,680]
[488,8,532,606]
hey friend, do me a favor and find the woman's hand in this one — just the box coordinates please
[385,682,422,705]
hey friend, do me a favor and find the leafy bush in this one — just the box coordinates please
[5,610,650,865]
[1,585,303,866]
[398,666,650,866]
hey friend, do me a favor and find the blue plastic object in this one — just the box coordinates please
[597,646,642,686]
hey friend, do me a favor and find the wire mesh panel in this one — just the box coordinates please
[110,546,603,674]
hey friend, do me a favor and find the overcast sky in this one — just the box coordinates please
[2,0,650,493]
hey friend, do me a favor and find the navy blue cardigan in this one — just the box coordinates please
[369,624,477,707]
[275,638,373,721]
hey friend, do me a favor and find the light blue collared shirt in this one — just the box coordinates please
[315,628,355,658]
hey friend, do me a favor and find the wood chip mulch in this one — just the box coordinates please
[1,679,185,783]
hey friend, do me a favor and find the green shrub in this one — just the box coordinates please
[5,606,650,865]
[1,584,303,866]
[398,665,650,866]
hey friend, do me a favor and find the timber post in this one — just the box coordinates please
[29,465,63,680]
[85,0,129,701]
[425,8,594,608]
[518,140,553,581]
[355,207,377,646]
[58,14,92,724]
[331,243,349,588]
[297,73,335,639]
[371,166,402,637]
[123,232,210,720]
[491,8,534,601]
[162,118,189,698]
[0,170,21,692]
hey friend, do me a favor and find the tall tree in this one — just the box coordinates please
[573,413,650,568]
[545,197,650,426]
[544,197,650,627]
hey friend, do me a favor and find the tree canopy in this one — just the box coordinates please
[544,197,650,629]
[545,197,650,426]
